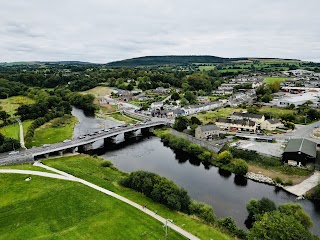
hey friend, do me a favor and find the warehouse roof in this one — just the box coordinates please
[284,138,317,158]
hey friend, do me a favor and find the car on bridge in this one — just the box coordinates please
[63,139,71,143]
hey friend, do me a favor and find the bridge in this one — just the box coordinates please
[0,121,167,166]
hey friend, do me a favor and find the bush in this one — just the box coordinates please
[119,171,191,213]
[100,160,113,168]
[217,217,247,239]
[274,177,283,184]
[229,158,248,175]
[189,201,216,224]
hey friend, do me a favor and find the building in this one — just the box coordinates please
[277,92,320,107]
[260,119,283,131]
[153,87,171,94]
[215,118,257,132]
[228,112,265,125]
[283,138,317,166]
[150,102,163,109]
[195,124,220,139]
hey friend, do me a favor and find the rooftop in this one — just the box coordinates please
[199,124,220,132]
[284,138,317,158]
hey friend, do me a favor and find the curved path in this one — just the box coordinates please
[0,163,200,240]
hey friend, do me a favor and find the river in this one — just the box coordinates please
[71,108,320,235]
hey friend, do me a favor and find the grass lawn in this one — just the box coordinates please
[82,86,113,97]
[196,108,244,124]
[41,155,233,240]
[32,115,78,147]
[0,174,185,240]
[199,66,215,71]
[0,96,35,116]
[258,106,295,118]
[0,120,33,140]
[263,77,287,84]
[107,112,138,124]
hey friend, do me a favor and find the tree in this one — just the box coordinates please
[171,92,180,101]
[173,116,189,132]
[230,158,248,175]
[248,211,314,240]
[246,197,276,221]
[218,151,233,164]
[278,202,313,229]
[180,98,189,106]
[190,116,202,125]
[0,111,9,123]
[184,91,196,104]
[261,94,272,103]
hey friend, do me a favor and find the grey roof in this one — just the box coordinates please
[199,124,220,132]
[216,118,256,127]
[233,112,263,119]
[284,138,317,158]
[266,119,281,124]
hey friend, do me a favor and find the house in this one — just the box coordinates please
[150,102,163,109]
[228,112,265,125]
[195,124,220,139]
[261,119,283,131]
[215,118,257,132]
[153,87,171,94]
[282,138,317,166]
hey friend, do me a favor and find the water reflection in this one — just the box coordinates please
[234,175,248,187]
[218,168,232,179]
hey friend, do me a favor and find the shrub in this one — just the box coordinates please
[189,201,216,224]
[229,158,248,175]
[100,160,113,168]
[274,177,283,184]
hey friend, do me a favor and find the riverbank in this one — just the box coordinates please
[42,154,234,240]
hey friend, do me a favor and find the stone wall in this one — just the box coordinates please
[123,110,150,121]
[169,129,227,153]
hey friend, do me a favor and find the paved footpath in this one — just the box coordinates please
[0,162,200,240]
[285,171,320,196]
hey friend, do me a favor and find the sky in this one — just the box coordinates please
[0,0,319,63]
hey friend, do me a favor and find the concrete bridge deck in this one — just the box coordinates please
[0,121,167,166]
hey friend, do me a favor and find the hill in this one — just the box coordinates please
[106,55,248,67]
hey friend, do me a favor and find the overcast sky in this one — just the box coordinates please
[0,0,319,63]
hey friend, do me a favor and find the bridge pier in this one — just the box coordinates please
[124,131,135,139]
[71,147,77,154]
[44,153,49,158]
[78,143,93,152]
[59,150,64,156]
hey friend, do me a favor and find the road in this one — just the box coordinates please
[0,163,200,240]
[0,121,166,166]
[16,118,26,149]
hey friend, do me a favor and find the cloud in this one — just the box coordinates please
[0,0,319,63]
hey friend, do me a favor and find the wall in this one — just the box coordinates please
[169,129,227,153]
[123,110,150,121]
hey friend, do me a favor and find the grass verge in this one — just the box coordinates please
[32,115,78,147]
[0,96,35,116]
[0,120,33,140]
[0,173,185,240]
[42,155,233,240]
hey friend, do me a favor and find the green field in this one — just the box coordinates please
[40,155,233,240]
[0,120,33,140]
[32,115,78,147]
[196,108,244,124]
[258,106,295,118]
[0,96,35,116]
[199,65,215,71]
[107,112,138,124]
[263,77,287,84]
[0,173,185,240]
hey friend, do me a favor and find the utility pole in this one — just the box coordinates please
[164,219,173,240]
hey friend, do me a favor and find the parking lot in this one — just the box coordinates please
[232,140,285,157]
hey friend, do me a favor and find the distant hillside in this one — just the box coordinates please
[106,55,248,67]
